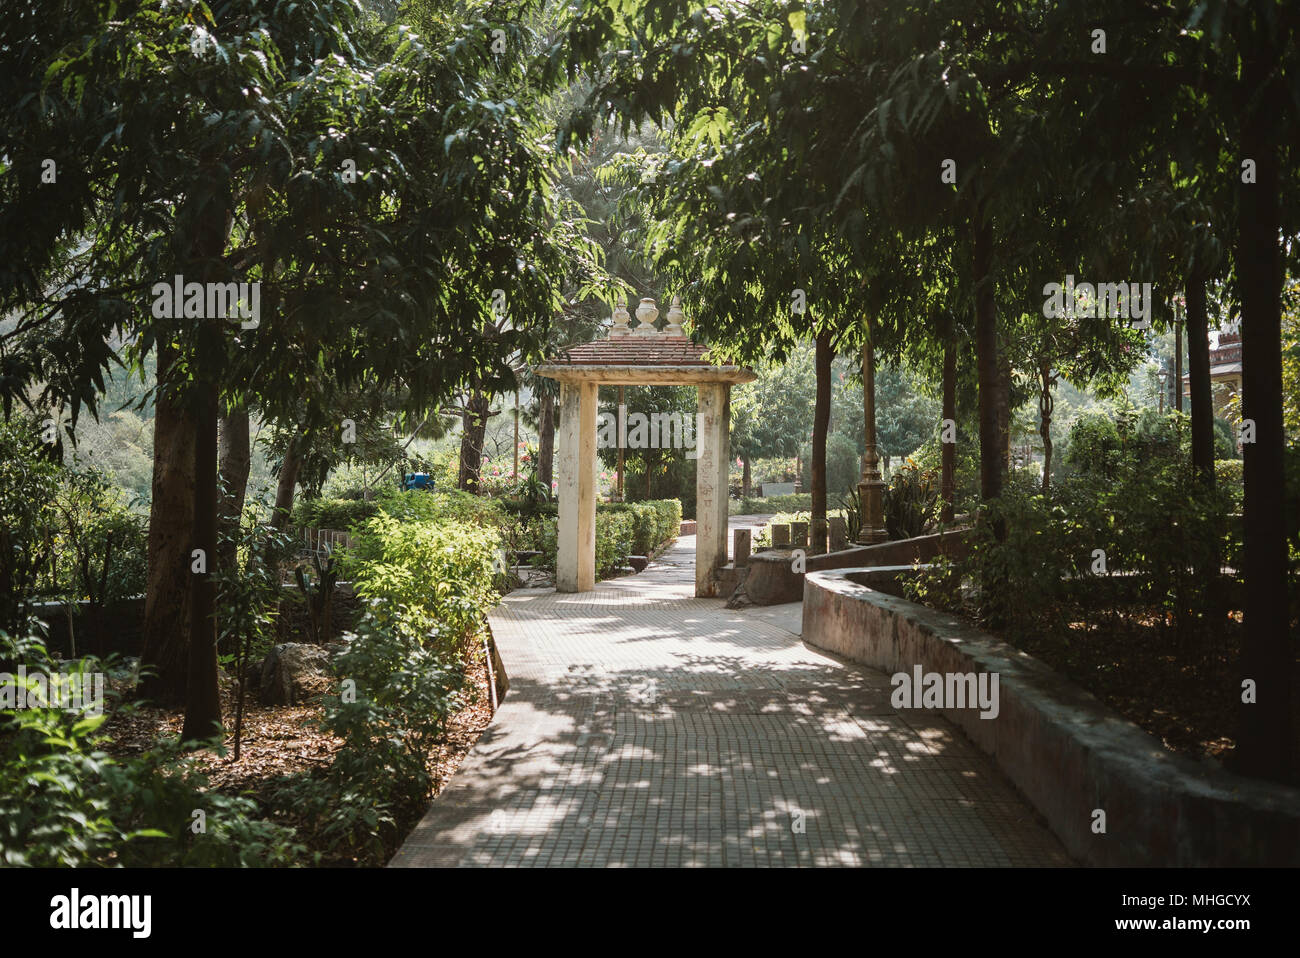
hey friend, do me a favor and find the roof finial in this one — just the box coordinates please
[609,295,631,337]
[663,295,685,337]
[633,297,659,336]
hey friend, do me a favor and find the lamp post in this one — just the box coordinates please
[1158,368,1168,415]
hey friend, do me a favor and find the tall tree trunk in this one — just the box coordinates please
[179,182,232,742]
[1186,277,1215,485]
[139,341,195,706]
[1234,61,1293,783]
[216,402,250,578]
[973,218,1004,509]
[941,341,956,523]
[742,456,752,499]
[458,392,490,492]
[1186,275,1221,629]
[1039,360,1054,494]
[811,329,832,554]
[271,429,305,530]
[537,389,555,498]
[998,347,1013,478]
[182,319,222,742]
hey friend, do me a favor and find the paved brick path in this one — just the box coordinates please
[391,530,1073,867]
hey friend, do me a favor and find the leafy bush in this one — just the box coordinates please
[48,470,148,603]
[908,431,981,513]
[1214,458,1244,486]
[1215,458,1245,511]
[0,622,305,867]
[270,612,467,865]
[730,493,813,514]
[291,496,381,531]
[0,421,147,636]
[883,461,940,540]
[535,501,681,579]
[0,418,63,632]
[600,499,682,556]
[376,488,509,530]
[341,502,501,657]
[533,499,681,579]
[1062,411,1127,479]
[918,413,1238,644]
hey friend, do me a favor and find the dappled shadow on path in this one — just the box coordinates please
[392,538,1072,868]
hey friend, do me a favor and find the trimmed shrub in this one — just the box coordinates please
[292,496,381,531]
[536,499,681,579]
[601,499,682,556]
[730,493,813,515]
[340,499,502,657]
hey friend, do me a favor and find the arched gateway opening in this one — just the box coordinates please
[537,296,756,597]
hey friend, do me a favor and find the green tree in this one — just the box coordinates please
[1,0,573,736]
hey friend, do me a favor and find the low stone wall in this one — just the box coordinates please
[803,566,1300,866]
[742,528,971,606]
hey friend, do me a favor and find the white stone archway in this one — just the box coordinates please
[537,297,755,597]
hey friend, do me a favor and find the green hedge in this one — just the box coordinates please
[600,499,682,556]
[1214,458,1244,485]
[340,498,502,655]
[1215,459,1245,509]
[295,489,515,535]
[292,496,381,530]
[730,493,813,515]
[538,499,682,579]
[276,489,507,864]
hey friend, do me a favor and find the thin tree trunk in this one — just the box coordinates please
[139,341,195,706]
[537,389,555,498]
[1234,63,1293,783]
[941,341,956,523]
[1186,275,1221,630]
[998,347,1013,478]
[973,218,1004,509]
[272,428,305,530]
[1039,360,1054,494]
[217,402,250,578]
[742,456,752,499]
[811,329,832,554]
[1186,277,1215,485]
[458,392,490,492]
[182,319,222,742]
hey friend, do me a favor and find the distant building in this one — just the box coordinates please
[1182,328,1241,417]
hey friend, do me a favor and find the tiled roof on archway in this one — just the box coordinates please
[535,297,755,385]
[546,337,715,367]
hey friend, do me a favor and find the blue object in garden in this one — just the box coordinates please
[403,472,433,491]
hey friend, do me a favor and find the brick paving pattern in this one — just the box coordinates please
[391,528,1073,867]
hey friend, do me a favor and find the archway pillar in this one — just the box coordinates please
[695,382,731,597]
[556,380,598,592]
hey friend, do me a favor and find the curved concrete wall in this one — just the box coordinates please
[803,567,1300,866]
[743,528,971,606]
